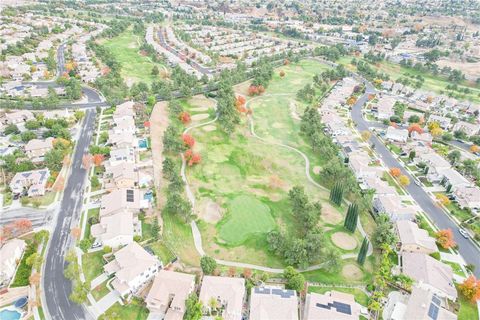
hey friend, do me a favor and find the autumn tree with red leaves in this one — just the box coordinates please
[408,123,424,135]
[389,167,401,177]
[93,154,105,166]
[248,85,259,96]
[182,134,195,148]
[435,229,456,249]
[179,111,191,124]
[82,154,93,170]
[279,70,285,77]
[14,219,33,235]
[188,153,201,166]
[184,149,193,160]
[283,59,290,65]
[235,96,246,107]
[459,275,480,303]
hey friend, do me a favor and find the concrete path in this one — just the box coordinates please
[90,273,108,290]
[93,290,120,316]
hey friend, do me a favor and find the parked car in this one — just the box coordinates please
[91,242,102,249]
[458,228,469,239]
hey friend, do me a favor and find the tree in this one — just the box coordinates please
[398,175,410,186]
[70,227,81,240]
[344,203,359,233]
[163,125,185,153]
[184,293,203,320]
[162,157,177,181]
[408,123,423,135]
[179,111,191,124]
[14,218,32,235]
[447,150,461,164]
[361,130,371,141]
[470,145,479,154]
[329,182,343,206]
[279,70,285,77]
[242,268,252,279]
[217,79,240,134]
[182,134,195,148]
[357,237,369,265]
[323,248,341,272]
[151,216,160,241]
[4,124,19,135]
[454,130,467,141]
[372,214,397,247]
[283,267,305,292]
[435,229,456,249]
[431,127,443,137]
[389,167,401,177]
[200,256,217,275]
[82,154,93,170]
[459,275,480,303]
[93,154,105,166]
[45,149,66,172]
[151,65,159,76]
[408,150,416,161]
[21,131,36,142]
[435,194,451,206]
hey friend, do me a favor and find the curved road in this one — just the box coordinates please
[351,82,480,277]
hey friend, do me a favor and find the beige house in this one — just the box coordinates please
[0,238,26,286]
[99,188,146,218]
[104,242,161,297]
[2,110,34,125]
[145,270,195,319]
[108,130,136,149]
[395,220,437,254]
[9,168,50,196]
[454,185,480,210]
[105,163,138,189]
[250,287,299,320]
[303,290,361,320]
[91,211,139,248]
[199,276,245,320]
[401,252,457,301]
[24,137,54,160]
[373,194,417,221]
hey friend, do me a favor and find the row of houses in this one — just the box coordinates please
[319,77,459,318]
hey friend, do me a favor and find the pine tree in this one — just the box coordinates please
[331,182,343,206]
[344,205,352,229]
[350,204,358,231]
[357,237,369,265]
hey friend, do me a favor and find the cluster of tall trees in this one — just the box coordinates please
[313,44,348,61]
[357,237,369,265]
[329,182,344,206]
[216,76,240,135]
[267,186,341,270]
[344,203,359,232]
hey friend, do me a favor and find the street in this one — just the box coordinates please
[42,109,96,320]
[0,207,54,229]
[351,87,480,277]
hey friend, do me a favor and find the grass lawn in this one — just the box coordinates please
[382,172,405,195]
[84,208,100,240]
[443,261,465,277]
[101,28,167,86]
[217,195,276,245]
[308,286,369,306]
[82,251,105,283]
[91,282,110,301]
[148,241,175,265]
[444,200,474,222]
[99,298,149,320]
[10,242,36,287]
[458,294,479,320]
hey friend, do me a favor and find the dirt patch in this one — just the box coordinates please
[331,232,357,250]
[190,106,209,112]
[321,203,343,224]
[342,264,363,280]
[313,166,321,174]
[191,114,209,121]
[198,200,223,223]
[289,101,301,120]
[202,125,216,132]
[188,95,216,109]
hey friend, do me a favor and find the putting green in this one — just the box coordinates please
[217,195,275,245]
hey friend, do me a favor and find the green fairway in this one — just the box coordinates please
[102,29,166,86]
[218,195,276,245]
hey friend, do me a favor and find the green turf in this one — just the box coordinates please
[217,195,276,245]
[308,286,370,306]
[458,293,479,320]
[99,298,149,320]
[82,251,105,283]
[102,28,166,85]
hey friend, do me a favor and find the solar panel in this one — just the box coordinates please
[126,189,134,202]
[428,304,439,320]
[254,287,270,295]
[333,301,352,315]
[316,303,330,310]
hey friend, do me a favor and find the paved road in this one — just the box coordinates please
[0,207,54,228]
[351,84,480,277]
[43,110,96,320]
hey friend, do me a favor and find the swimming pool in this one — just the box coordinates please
[138,139,148,148]
[0,309,21,320]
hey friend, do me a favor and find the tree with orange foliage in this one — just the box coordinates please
[93,154,105,166]
[1,224,14,241]
[257,85,265,94]
[435,229,456,249]
[228,266,236,277]
[71,227,81,240]
[182,134,195,148]
[470,145,479,154]
[248,85,259,96]
[368,94,376,101]
[408,123,424,135]
[279,70,285,77]
[53,176,65,192]
[389,167,401,177]
[188,153,201,166]
[243,268,252,279]
[235,96,246,107]
[179,111,191,124]
[459,275,480,303]
[82,154,93,170]
[347,96,357,106]
[14,219,32,235]
[184,149,193,160]
[29,272,41,286]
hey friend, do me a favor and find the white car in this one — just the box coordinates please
[458,228,469,239]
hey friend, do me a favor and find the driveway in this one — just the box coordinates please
[94,290,120,316]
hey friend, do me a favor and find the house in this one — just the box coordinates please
[428,115,451,129]
[401,252,457,301]
[2,110,34,125]
[349,152,383,182]
[113,101,135,120]
[0,238,26,287]
[395,220,438,254]
[388,286,457,320]
[145,270,195,319]
[105,163,138,189]
[376,96,396,120]
[385,126,409,143]
[24,137,54,160]
[9,168,50,196]
[373,194,416,221]
[249,286,299,320]
[440,168,470,192]
[453,185,480,210]
[42,109,71,120]
[111,116,136,135]
[100,188,147,218]
[199,276,245,320]
[91,211,139,248]
[303,290,361,320]
[411,131,432,145]
[108,130,136,149]
[452,121,479,137]
[417,153,451,183]
[107,147,135,167]
[360,177,397,195]
[104,242,161,297]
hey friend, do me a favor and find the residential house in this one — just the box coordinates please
[388,286,457,320]
[453,185,480,210]
[113,101,135,121]
[105,163,138,189]
[108,130,136,149]
[411,132,432,145]
[42,109,71,120]
[452,121,479,137]
[349,152,383,183]
[360,177,397,195]
[427,115,451,129]
[249,286,299,320]
[376,96,396,120]
[417,152,451,183]
[145,270,195,319]
[0,238,26,287]
[385,126,409,143]
[91,211,140,248]
[303,290,361,320]
[440,168,470,192]
[104,242,161,297]
[107,147,135,167]
[395,220,437,254]
[24,137,54,160]
[199,276,245,320]
[373,194,416,221]
[100,188,147,218]
[401,252,457,301]
[2,110,34,125]
[9,168,50,196]
[111,116,136,135]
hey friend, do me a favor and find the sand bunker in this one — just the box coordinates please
[191,114,209,121]
[342,264,363,280]
[331,232,357,251]
[198,200,222,223]
[321,203,343,225]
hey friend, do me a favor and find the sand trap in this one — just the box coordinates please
[342,264,363,280]
[191,106,210,112]
[198,200,222,223]
[191,114,209,121]
[203,125,216,132]
[321,203,343,225]
[313,166,321,174]
[331,232,357,250]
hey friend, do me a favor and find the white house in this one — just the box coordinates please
[91,211,140,248]
[0,238,26,287]
[9,168,50,197]
[395,220,437,254]
[373,194,416,221]
[199,276,245,320]
[385,126,409,143]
